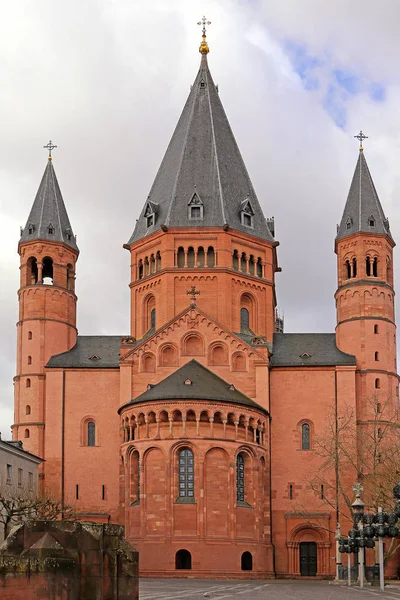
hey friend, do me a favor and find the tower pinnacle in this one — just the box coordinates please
[198,15,211,54]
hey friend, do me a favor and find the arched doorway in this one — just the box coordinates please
[175,549,192,570]
[241,551,253,571]
[300,542,317,576]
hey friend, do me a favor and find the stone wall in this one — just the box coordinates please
[0,520,138,600]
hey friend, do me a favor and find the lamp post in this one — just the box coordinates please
[351,482,365,589]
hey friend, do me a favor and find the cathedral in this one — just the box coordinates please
[12,27,398,579]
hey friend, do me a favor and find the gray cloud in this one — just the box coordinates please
[1,0,399,436]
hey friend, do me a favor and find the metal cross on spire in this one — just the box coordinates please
[43,140,57,159]
[197,15,211,36]
[354,130,368,150]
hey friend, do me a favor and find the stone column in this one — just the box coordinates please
[184,249,188,267]
[145,417,149,438]
[223,419,227,438]
[262,261,266,278]
[194,250,198,267]
[234,420,239,440]
[37,262,43,284]
[238,252,242,272]
[209,416,214,437]
[205,249,209,267]
[196,416,200,436]
[155,418,160,438]
[182,417,187,437]
[246,257,250,274]
[169,417,174,437]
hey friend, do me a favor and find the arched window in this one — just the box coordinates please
[373,256,378,277]
[374,324,379,334]
[26,405,31,415]
[156,251,162,271]
[67,264,75,291]
[175,549,192,570]
[144,257,149,276]
[197,246,205,267]
[207,246,215,267]
[26,378,31,388]
[144,295,156,333]
[353,258,357,278]
[138,259,143,279]
[88,421,96,446]
[184,334,203,356]
[24,429,30,439]
[177,247,185,268]
[27,356,32,365]
[256,258,263,278]
[249,255,255,276]
[27,257,38,285]
[178,448,194,500]
[28,331,32,340]
[209,344,229,366]
[240,308,250,333]
[232,352,246,372]
[160,344,178,367]
[241,551,253,571]
[241,253,247,273]
[375,378,381,389]
[236,454,245,503]
[301,423,310,450]
[42,257,54,285]
[345,260,351,279]
[150,254,156,273]
[142,353,156,372]
[375,351,379,362]
[150,308,156,330]
[232,250,239,270]
[366,256,371,276]
[187,247,195,268]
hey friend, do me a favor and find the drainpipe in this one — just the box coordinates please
[61,370,65,517]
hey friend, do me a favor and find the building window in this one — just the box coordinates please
[374,324,379,334]
[28,331,32,340]
[150,308,156,330]
[178,448,194,499]
[76,484,79,500]
[369,215,375,227]
[236,454,245,503]
[87,421,96,446]
[47,223,54,235]
[301,423,310,450]
[243,213,253,227]
[375,378,381,389]
[6,464,12,485]
[240,308,250,333]
[24,428,30,439]
[28,472,33,489]
[190,206,201,219]
[18,468,23,488]
[146,214,154,228]
[375,352,379,362]
[26,405,31,415]
[289,484,293,500]
[102,485,106,500]
[26,379,31,388]
[27,356,32,365]
[320,484,324,499]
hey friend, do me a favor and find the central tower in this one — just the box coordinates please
[124,27,279,345]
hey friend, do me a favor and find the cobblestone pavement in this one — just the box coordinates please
[140,578,400,600]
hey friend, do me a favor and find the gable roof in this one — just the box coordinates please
[119,359,265,412]
[336,149,393,241]
[270,333,356,367]
[19,159,78,251]
[127,53,274,245]
[46,336,122,368]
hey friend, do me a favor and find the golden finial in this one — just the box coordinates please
[197,16,211,54]
[43,140,57,160]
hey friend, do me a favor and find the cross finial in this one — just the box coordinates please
[354,130,368,151]
[43,140,57,160]
[352,481,364,498]
[197,16,211,54]
[186,285,200,304]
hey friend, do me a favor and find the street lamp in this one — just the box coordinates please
[351,483,365,589]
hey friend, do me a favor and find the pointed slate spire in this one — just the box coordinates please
[127,49,274,245]
[20,158,78,251]
[337,149,392,241]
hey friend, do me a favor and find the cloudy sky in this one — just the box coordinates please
[1,0,400,437]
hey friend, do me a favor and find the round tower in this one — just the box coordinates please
[13,149,79,458]
[335,142,398,420]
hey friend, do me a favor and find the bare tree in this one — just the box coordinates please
[0,483,74,539]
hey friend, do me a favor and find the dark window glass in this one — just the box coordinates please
[150,308,156,330]
[243,213,252,227]
[301,423,310,450]
[191,206,201,219]
[236,454,245,503]
[88,421,96,446]
[178,449,194,498]
[240,308,250,332]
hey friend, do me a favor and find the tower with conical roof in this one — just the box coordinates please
[335,135,398,421]
[13,144,79,462]
[125,24,279,344]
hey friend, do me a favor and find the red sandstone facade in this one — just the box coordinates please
[12,40,399,579]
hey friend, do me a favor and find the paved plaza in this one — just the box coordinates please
[140,578,400,600]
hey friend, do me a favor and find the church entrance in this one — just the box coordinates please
[299,542,317,576]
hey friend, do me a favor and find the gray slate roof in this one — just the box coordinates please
[20,159,78,251]
[127,54,274,245]
[270,333,355,367]
[336,150,392,241]
[122,359,265,411]
[46,336,122,368]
